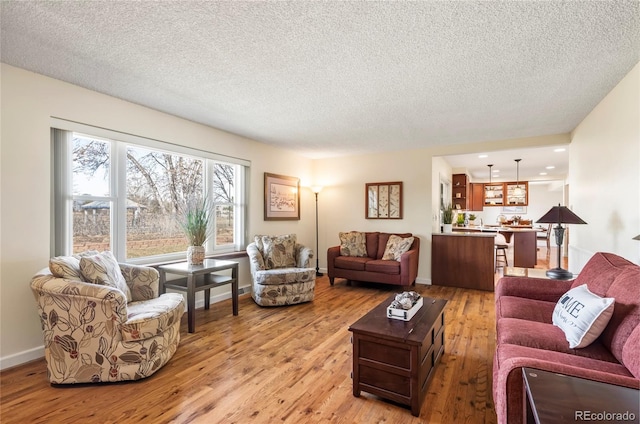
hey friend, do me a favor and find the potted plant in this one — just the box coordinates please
[468,214,477,226]
[442,203,454,233]
[178,196,213,265]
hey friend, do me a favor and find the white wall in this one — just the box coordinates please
[0,64,314,368]
[569,62,640,268]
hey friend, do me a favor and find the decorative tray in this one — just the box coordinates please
[387,292,423,321]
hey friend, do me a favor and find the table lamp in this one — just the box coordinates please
[536,204,587,280]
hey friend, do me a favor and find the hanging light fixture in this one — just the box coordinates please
[488,164,493,183]
[513,159,524,197]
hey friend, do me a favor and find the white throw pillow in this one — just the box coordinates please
[552,284,614,349]
[80,251,132,301]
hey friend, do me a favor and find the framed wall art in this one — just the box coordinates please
[264,172,300,220]
[366,181,403,219]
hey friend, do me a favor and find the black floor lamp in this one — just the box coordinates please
[536,203,587,280]
[312,186,323,277]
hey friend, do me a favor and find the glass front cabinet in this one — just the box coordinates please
[506,182,528,205]
[483,183,504,206]
[483,181,528,206]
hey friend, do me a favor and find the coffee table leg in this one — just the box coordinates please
[187,274,195,333]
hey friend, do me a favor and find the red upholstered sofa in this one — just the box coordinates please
[327,232,419,286]
[493,252,640,424]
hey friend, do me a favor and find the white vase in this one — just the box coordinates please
[187,245,205,265]
[443,224,453,233]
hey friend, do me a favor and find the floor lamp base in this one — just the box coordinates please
[545,267,573,280]
[316,272,324,277]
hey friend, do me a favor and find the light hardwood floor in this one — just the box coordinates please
[0,247,559,424]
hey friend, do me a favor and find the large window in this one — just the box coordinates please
[53,126,247,262]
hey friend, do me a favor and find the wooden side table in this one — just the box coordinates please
[523,367,639,423]
[158,259,239,333]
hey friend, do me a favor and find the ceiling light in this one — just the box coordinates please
[513,159,524,197]
[554,148,566,152]
[546,166,555,169]
[540,172,548,176]
[479,154,488,158]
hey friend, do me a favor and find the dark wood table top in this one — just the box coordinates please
[523,367,640,424]
[348,293,447,345]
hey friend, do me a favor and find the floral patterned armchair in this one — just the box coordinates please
[247,234,316,306]
[30,251,185,384]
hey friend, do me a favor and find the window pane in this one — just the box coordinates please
[73,200,111,254]
[126,145,203,258]
[215,204,234,245]
[72,134,110,196]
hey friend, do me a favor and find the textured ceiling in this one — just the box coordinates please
[2,1,639,166]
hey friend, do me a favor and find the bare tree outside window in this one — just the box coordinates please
[70,135,236,258]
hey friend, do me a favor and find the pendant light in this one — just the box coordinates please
[513,159,524,197]
[487,164,493,183]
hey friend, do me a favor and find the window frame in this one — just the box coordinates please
[52,120,249,264]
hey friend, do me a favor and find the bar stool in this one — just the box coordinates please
[495,233,509,271]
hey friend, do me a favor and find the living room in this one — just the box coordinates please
[1,2,639,423]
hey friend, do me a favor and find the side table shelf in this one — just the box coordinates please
[158,259,239,333]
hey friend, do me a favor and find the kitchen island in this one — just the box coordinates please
[431,232,495,291]
[452,225,538,268]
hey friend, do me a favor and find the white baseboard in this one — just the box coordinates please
[0,284,252,370]
[416,277,431,285]
[0,346,45,371]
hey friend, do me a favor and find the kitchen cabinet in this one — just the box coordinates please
[483,181,529,206]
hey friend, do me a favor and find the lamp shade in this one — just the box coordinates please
[633,234,640,241]
[537,204,587,225]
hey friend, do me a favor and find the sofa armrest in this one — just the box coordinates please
[495,276,573,302]
[296,244,314,268]
[119,263,159,301]
[327,246,341,278]
[399,248,419,285]
[246,242,266,274]
[30,274,129,342]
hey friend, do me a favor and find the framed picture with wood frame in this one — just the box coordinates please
[366,182,403,219]
[264,172,300,220]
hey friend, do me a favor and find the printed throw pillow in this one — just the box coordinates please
[49,250,101,281]
[254,234,266,254]
[339,231,367,257]
[381,235,415,261]
[552,284,615,349]
[79,251,133,302]
[261,234,297,269]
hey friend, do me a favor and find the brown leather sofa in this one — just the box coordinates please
[327,232,420,286]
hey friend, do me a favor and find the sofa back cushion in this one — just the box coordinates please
[571,252,634,297]
[622,325,640,379]
[376,233,413,259]
[365,232,379,258]
[601,266,640,365]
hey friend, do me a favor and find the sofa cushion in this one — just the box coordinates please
[622,325,640,379]
[261,234,297,269]
[334,256,369,271]
[365,232,379,258]
[365,259,400,275]
[496,296,555,323]
[601,267,640,364]
[122,293,185,341]
[570,251,634,297]
[253,268,316,285]
[339,231,367,257]
[79,251,133,302]
[497,318,618,363]
[381,235,415,261]
[552,284,615,349]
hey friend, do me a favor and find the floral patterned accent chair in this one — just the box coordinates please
[30,251,185,384]
[246,234,316,306]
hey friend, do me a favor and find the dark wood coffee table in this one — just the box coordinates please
[348,293,447,416]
